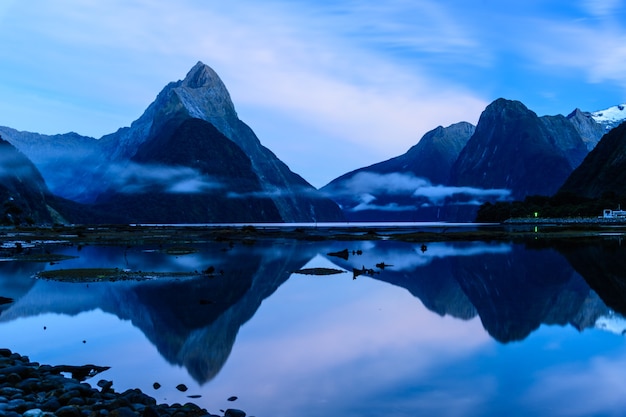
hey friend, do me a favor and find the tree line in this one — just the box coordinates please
[475,191,625,222]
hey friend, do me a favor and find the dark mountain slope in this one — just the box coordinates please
[0,126,100,203]
[98,62,343,222]
[94,118,282,224]
[559,121,626,198]
[450,98,588,199]
[0,136,59,225]
[557,239,626,316]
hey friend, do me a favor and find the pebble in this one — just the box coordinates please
[0,348,244,417]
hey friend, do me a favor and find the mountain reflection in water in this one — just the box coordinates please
[323,240,607,342]
[1,236,626,415]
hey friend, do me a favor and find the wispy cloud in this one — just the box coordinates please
[0,0,488,187]
[226,185,325,200]
[512,1,626,91]
[580,0,624,18]
[523,21,626,88]
[523,353,626,416]
[105,162,222,194]
[326,172,511,211]
[0,152,37,180]
[1,1,625,187]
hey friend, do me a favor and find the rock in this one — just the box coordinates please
[66,397,86,406]
[41,397,61,411]
[49,365,110,382]
[97,379,113,393]
[224,409,246,417]
[22,408,44,417]
[54,405,82,417]
[0,365,31,378]
[6,373,21,384]
[0,387,23,397]
[109,406,136,417]
[0,296,13,305]
[0,349,230,417]
[142,406,160,417]
[6,398,26,412]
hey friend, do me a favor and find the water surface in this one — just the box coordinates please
[1,237,625,416]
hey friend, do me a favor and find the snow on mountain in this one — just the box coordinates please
[591,104,626,131]
[595,312,626,336]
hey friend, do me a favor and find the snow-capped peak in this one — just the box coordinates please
[595,312,626,336]
[591,104,626,130]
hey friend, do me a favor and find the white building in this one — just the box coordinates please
[602,208,626,218]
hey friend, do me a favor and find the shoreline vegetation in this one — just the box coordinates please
[1,220,626,249]
[2,221,626,416]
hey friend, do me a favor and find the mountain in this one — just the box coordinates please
[559,120,626,198]
[556,238,626,316]
[2,62,344,224]
[326,122,474,186]
[0,127,100,203]
[450,98,589,200]
[321,98,606,222]
[321,122,476,221]
[591,103,626,132]
[0,240,322,383]
[93,118,283,223]
[566,108,605,151]
[322,240,606,343]
[97,61,343,223]
[449,243,601,342]
[0,136,63,225]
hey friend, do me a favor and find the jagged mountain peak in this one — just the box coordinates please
[172,62,237,123]
[182,61,223,89]
[484,98,533,118]
[566,108,605,151]
[99,61,238,162]
[92,62,344,222]
[450,97,587,199]
[567,108,589,118]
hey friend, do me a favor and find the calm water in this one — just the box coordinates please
[2,236,626,416]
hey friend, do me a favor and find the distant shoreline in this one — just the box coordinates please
[1,222,626,247]
[504,217,626,225]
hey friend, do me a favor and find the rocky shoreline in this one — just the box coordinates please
[0,349,246,417]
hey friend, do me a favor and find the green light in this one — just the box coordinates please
[534,212,538,218]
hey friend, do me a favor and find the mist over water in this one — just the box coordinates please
[324,172,512,212]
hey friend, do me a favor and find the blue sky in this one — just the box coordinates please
[0,1,625,187]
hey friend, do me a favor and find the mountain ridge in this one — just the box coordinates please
[95,61,343,222]
[321,122,477,221]
[2,61,624,224]
[0,136,61,225]
[2,62,344,224]
[559,120,626,198]
[449,98,588,200]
